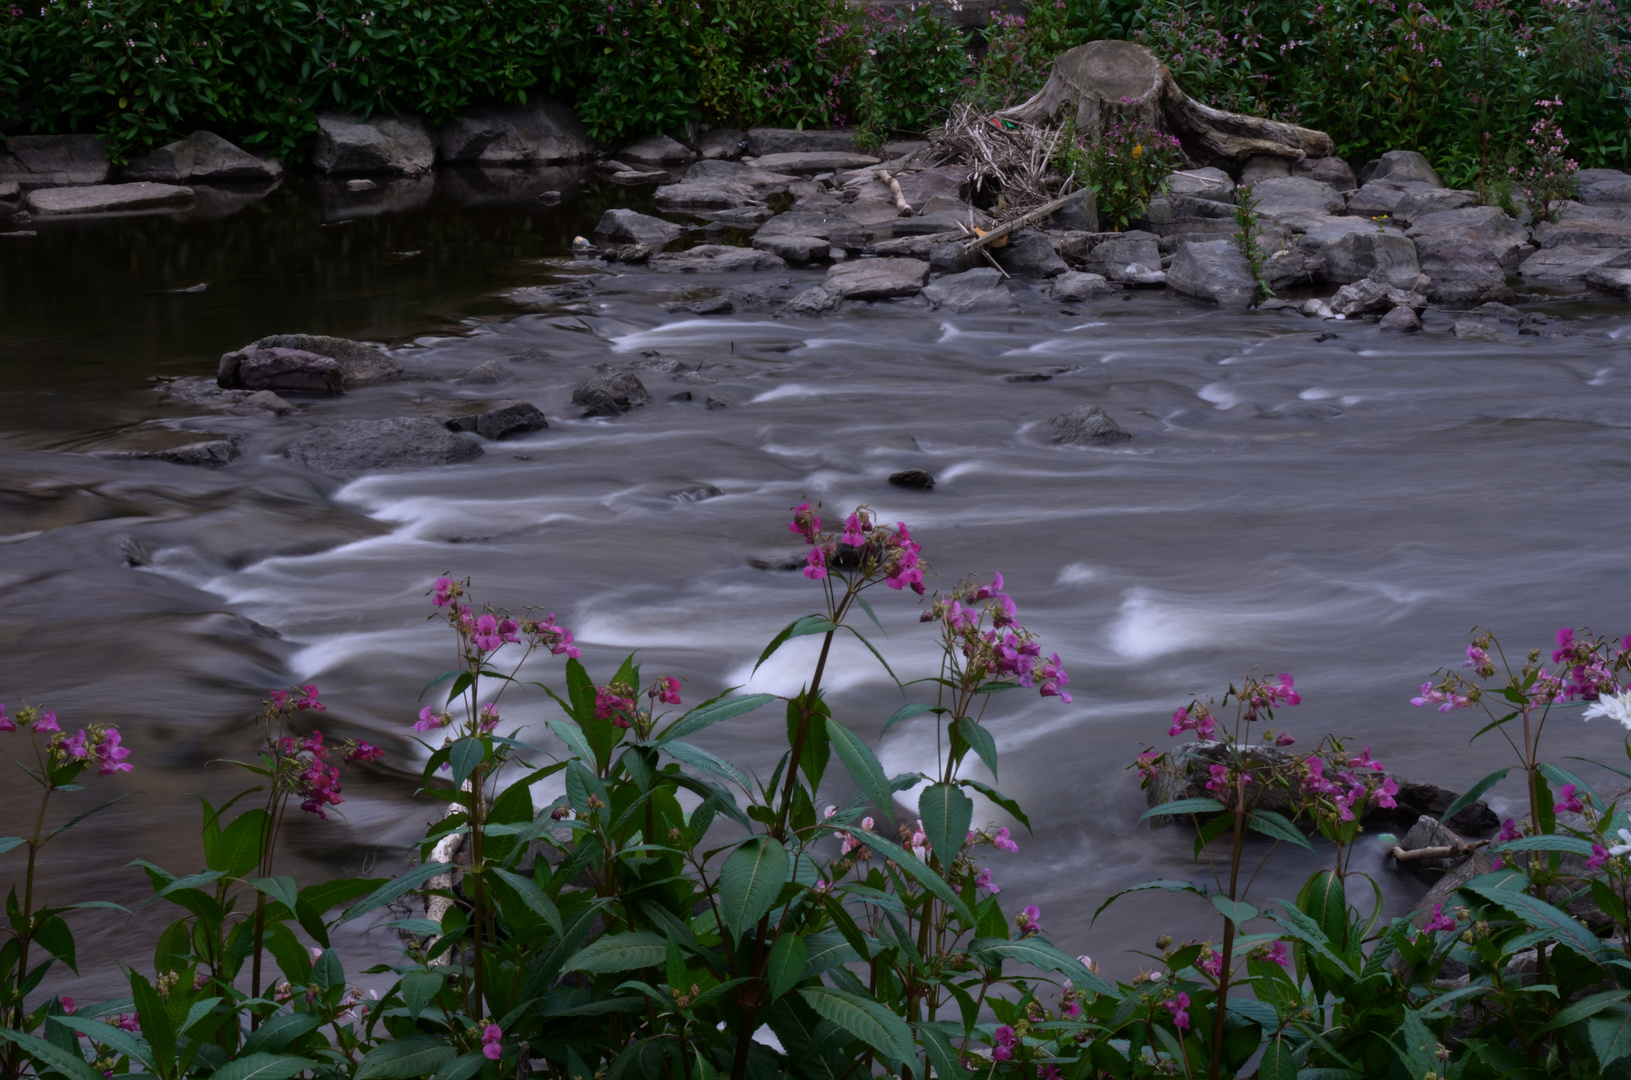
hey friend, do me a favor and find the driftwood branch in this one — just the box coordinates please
[879,170,913,216]
[963,190,1081,252]
[1387,839,1489,863]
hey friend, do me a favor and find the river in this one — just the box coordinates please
[3,170,1630,996]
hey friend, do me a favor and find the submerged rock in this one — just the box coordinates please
[286,418,483,473]
[573,373,650,417]
[97,439,240,467]
[1050,404,1131,444]
[648,245,787,273]
[594,208,683,250]
[459,360,514,385]
[251,334,403,388]
[889,469,936,490]
[218,347,343,394]
[25,182,193,216]
[1379,305,1421,333]
[446,400,549,440]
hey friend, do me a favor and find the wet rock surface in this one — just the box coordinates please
[286,418,483,474]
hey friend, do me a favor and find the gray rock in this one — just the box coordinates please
[648,245,787,273]
[252,334,402,388]
[749,151,880,174]
[929,240,982,275]
[1329,277,1427,316]
[438,98,593,165]
[752,234,829,264]
[345,179,377,192]
[993,230,1068,278]
[920,268,1016,312]
[1517,245,1626,283]
[1248,176,1345,218]
[1239,155,1292,185]
[1366,150,1444,187]
[745,128,857,156]
[1048,188,1099,231]
[1083,233,1161,279]
[24,182,193,216]
[218,347,344,394]
[241,390,296,415]
[1048,271,1113,301]
[1323,230,1421,287]
[622,133,693,163]
[698,205,776,228]
[1414,237,1515,304]
[697,129,747,160]
[822,256,929,300]
[0,180,17,200]
[894,166,970,211]
[1588,267,1631,296]
[1165,240,1257,307]
[781,286,839,315]
[573,373,650,416]
[287,417,483,473]
[123,131,281,182]
[1262,247,1327,290]
[1165,167,1235,203]
[1050,404,1130,444]
[1140,193,1237,225]
[1406,205,1530,269]
[0,134,111,187]
[654,179,767,212]
[870,232,961,259]
[1578,168,1631,207]
[1344,178,1440,218]
[313,114,436,175]
[1532,204,1631,249]
[593,208,683,250]
[446,400,548,440]
[1123,267,1168,287]
[1391,186,1476,226]
[98,439,239,467]
[758,210,869,249]
[889,469,935,490]
[1454,316,1520,343]
[1292,156,1357,191]
[1379,305,1422,333]
[460,360,513,385]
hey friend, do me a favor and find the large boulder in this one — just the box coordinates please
[697,129,747,159]
[1050,404,1130,444]
[1166,167,1235,203]
[1082,232,1162,281]
[438,99,593,165]
[622,134,692,164]
[1577,168,1631,207]
[894,166,971,211]
[1048,271,1114,302]
[1329,277,1427,316]
[822,257,929,300]
[24,182,193,215]
[1322,230,1421,288]
[1247,176,1344,219]
[1415,238,1515,304]
[123,131,281,182]
[920,268,1016,313]
[445,400,549,440]
[593,208,683,250]
[1532,204,1631,250]
[0,134,110,187]
[1166,240,1257,307]
[1406,206,1530,269]
[250,334,402,388]
[992,230,1068,278]
[1588,266,1631,296]
[1364,150,1444,187]
[751,234,829,265]
[287,418,483,473]
[648,245,787,273]
[218,347,343,394]
[1293,155,1357,190]
[1390,186,1476,226]
[1517,245,1627,284]
[313,114,436,175]
[757,210,869,250]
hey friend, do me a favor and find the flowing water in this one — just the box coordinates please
[4,170,1631,996]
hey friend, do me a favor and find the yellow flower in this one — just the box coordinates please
[1132,144,1143,158]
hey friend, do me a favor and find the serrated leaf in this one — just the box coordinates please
[248,876,300,914]
[953,717,998,780]
[240,1011,322,1055]
[356,1034,457,1080]
[881,703,937,736]
[1247,809,1314,852]
[209,1053,318,1080]
[755,614,837,673]
[563,931,669,974]
[826,717,894,825]
[658,693,776,744]
[718,837,789,938]
[339,862,451,923]
[844,829,974,925]
[917,783,972,871]
[766,934,807,1001]
[489,866,563,935]
[663,740,753,793]
[0,1027,101,1080]
[400,970,444,1021]
[799,988,915,1064]
[1211,895,1258,927]
[968,936,1115,996]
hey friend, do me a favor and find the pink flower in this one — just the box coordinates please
[1589,844,1610,870]
[1268,674,1300,706]
[655,676,681,706]
[295,686,324,711]
[58,997,75,1015]
[1162,991,1191,1030]
[1275,732,1295,746]
[1017,904,1041,934]
[1376,776,1399,809]
[1198,951,1222,979]
[346,741,383,764]
[594,686,635,729]
[432,576,456,607]
[1037,653,1072,704]
[992,826,1018,853]
[479,703,500,733]
[473,614,503,652]
[1497,818,1522,843]
[34,711,59,734]
[788,502,821,544]
[1410,681,1445,708]
[991,1025,1017,1061]
[971,572,1005,601]
[58,729,89,762]
[481,1023,502,1060]
[840,513,866,546]
[974,867,999,893]
[415,706,449,732]
[114,1014,139,1032]
[92,728,132,774]
[529,613,581,659]
[1555,784,1584,814]
[1424,903,1455,933]
[1348,746,1382,772]
[1266,941,1288,967]
[803,546,828,581]
[0,704,11,733]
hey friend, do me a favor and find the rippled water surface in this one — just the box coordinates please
[5,172,1631,994]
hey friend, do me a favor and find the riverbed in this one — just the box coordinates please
[4,171,1631,996]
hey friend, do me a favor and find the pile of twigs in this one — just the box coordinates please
[926,102,1077,214]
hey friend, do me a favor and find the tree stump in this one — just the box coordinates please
[996,40,1335,165]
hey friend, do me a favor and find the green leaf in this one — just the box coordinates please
[719,837,790,938]
[0,1027,101,1080]
[1212,895,1258,927]
[45,794,132,842]
[1539,763,1599,808]
[1265,900,1354,976]
[844,829,974,926]
[448,737,485,787]
[131,970,175,1066]
[765,934,807,1001]
[663,740,753,793]
[916,1023,961,1080]
[1495,834,1597,857]
[917,783,973,871]
[1258,1036,1296,1080]
[400,970,444,1021]
[1442,767,1510,822]
[1246,809,1314,852]
[1139,797,1227,822]
[1460,879,1608,961]
[248,877,300,914]
[433,1052,490,1080]
[240,1012,323,1055]
[881,703,937,737]
[755,614,837,673]
[1538,989,1631,1033]
[548,719,595,765]
[212,809,271,877]
[60,1018,151,1071]
[489,866,563,935]
[969,936,1115,995]
[799,987,915,1064]
[826,717,894,826]
[563,931,670,974]
[209,1053,319,1080]
[339,862,451,923]
[952,717,999,780]
[356,1034,458,1080]
[0,837,23,855]
[658,693,776,744]
[955,778,1032,831]
[1590,1005,1631,1067]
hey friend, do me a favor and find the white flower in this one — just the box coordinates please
[1582,689,1631,731]
[1609,828,1631,858]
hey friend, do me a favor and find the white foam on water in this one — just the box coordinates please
[1056,562,1100,585]
[1065,322,1109,331]
[1299,386,1339,400]
[751,383,850,404]
[1590,366,1614,387]
[1108,587,1251,660]
[608,319,787,353]
[1197,382,1242,409]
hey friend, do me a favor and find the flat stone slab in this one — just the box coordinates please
[748,151,882,174]
[921,268,1016,312]
[25,182,193,215]
[446,400,549,440]
[1588,267,1631,295]
[823,256,929,300]
[286,418,483,474]
[1518,245,1627,282]
[648,245,787,273]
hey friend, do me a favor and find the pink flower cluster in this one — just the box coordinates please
[268,686,324,712]
[595,684,636,729]
[5,703,136,776]
[927,573,1072,703]
[788,503,925,593]
[992,1024,1018,1061]
[431,578,580,660]
[1163,991,1191,1030]
[1302,751,1398,823]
